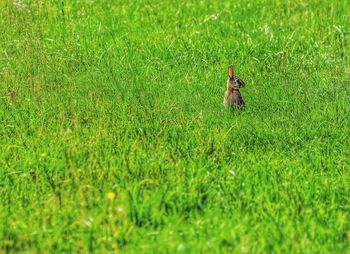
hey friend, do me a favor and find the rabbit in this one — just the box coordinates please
[223,65,245,110]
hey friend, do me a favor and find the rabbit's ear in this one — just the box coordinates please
[228,65,233,79]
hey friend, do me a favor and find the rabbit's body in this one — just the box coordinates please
[223,65,245,110]
[223,86,244,109]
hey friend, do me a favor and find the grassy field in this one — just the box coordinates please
[1,0,350,253]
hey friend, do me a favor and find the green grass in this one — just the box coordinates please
[1,0,350,253]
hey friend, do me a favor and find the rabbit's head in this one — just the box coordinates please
[227,65,244,90]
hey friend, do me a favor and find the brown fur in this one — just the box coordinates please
[223,65,245,110]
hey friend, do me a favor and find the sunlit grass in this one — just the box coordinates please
[0,0,350,253]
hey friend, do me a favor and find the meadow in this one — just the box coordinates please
[1,0,350,253]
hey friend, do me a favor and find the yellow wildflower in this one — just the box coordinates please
[106,192,115,201]
[112,243,118,250]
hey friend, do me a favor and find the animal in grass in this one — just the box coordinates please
[223,65,245,110]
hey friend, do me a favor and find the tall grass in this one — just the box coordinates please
[1,0,350,252]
